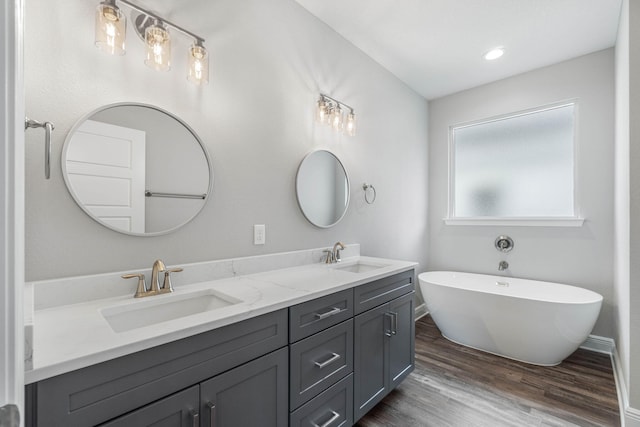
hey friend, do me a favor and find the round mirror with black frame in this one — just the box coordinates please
[61,103,213,236]
[296,150,350,228]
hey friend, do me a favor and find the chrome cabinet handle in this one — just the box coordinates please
[384,312,394,337]
[391,312,398,335]
[191,410,199,427]
[207,402,215,427]
[311,410,340,427]
[314,352,341,369]
[314,307,341,320]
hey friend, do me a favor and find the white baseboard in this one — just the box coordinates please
[582,335,640,427]
[580,334,615,354]
[626,408,640,427]
[414,303,428,320]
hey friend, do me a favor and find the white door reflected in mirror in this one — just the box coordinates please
[66,120,146,233]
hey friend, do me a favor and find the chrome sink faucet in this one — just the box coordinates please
[324,242,346,264]
[122,259,183,298]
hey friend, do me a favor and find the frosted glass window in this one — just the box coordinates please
[451,103,576,218]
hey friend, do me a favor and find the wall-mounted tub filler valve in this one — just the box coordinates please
[495,235,514,253]
[498,261,509,271]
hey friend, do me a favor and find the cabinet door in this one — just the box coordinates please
[353,303,389,421]
[389,291,415,389]
[200,347,288,427]
[99,385,199,427]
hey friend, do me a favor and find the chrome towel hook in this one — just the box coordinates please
[25,117,54,179]
[363,183,376,204]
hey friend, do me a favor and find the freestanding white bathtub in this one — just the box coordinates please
[418,271,603,366]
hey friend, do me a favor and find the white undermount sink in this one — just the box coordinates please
[331,261,389,274]
[101,289,242,333]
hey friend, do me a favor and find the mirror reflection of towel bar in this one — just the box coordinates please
[145,191,206,200]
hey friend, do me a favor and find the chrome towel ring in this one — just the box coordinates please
[363,183,376,204]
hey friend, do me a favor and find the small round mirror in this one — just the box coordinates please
[295,150,350,228]
[62,103,213,236]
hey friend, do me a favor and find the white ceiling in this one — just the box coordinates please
[293,0,622,100]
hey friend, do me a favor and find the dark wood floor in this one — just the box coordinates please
[357,315,620,427]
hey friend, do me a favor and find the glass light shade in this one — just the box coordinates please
[145,24,171,71]
[345,111,356,136]
[316,98,328,124]
[330,104,343,131]
[95,2,126,55]
[187,44,209,85]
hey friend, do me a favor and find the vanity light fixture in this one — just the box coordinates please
[94,0,209,85]
[95,0,126,55]
[483,46,505,61]
[315,94,357,137]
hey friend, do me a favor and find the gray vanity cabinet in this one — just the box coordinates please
[26,268,416,427]
[25,309,288,427]
[200,347,288,427]
[353,271,415,422]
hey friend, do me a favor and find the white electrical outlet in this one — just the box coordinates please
[254,224,266,245]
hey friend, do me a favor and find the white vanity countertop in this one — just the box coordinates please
[26,256,416,384]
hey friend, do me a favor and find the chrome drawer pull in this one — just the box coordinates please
[311,410,340,427]
[314,352,341,369]
[191,410,199,427]
[314,307,341,320]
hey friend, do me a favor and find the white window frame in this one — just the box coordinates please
[445,100,584,227]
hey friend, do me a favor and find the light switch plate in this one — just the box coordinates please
[254,224,265,245]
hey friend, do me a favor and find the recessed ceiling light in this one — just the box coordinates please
[483,47,505,61]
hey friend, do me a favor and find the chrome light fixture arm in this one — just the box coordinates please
[117,0,205,44]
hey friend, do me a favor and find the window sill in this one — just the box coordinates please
[443,217,585,227]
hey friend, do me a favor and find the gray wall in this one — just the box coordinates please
[428,49,615,337]
[24,0,429,280]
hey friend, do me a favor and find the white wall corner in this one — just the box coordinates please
[414,303,428,321]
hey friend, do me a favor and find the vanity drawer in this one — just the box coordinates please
[290,319,353,410]
[28,309,287,427]
[290,374,353,427]
[354,270,414,314]
[289,288,353,343]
